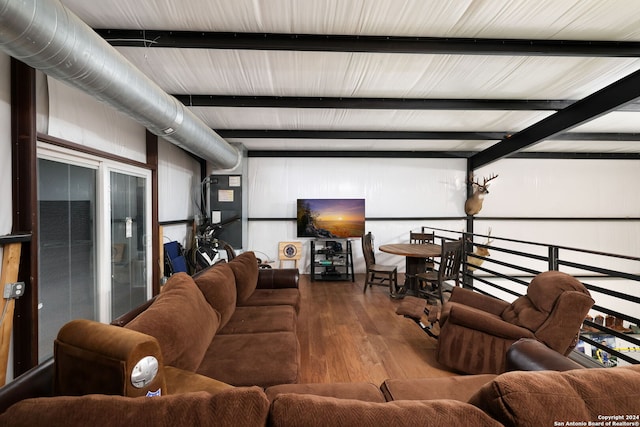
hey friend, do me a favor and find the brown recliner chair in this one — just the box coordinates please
[436,271,594,375]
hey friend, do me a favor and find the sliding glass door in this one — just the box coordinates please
[110,171,149,319]
[37,158,98,361]
[37,147,152,361]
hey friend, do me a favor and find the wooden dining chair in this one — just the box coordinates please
[416,239,463,304]
[409,232,434,245]
[361,232,398,295]
[409,231,435,271]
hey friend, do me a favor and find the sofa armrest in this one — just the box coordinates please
[448,287,509,316]
[54,319,167,397]
[256,268,299,289]
[446,303,535,340]
[506,338,585,372]
[0,358,54,414]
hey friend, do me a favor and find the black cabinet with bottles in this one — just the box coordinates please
[310,239,354,282]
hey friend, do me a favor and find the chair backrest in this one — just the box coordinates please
[437,239,463,283]
[409,232,435,245]
[222,241,237,260]
[164,241,188,274]
[361,232,376,267]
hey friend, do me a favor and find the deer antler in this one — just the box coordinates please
[469,173,499,187]
[482,174,499,185]
[485,227,494,245]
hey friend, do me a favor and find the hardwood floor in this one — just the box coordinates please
[296,273,456,385]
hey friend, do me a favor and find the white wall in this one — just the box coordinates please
[158,139,201,248]
[47,77,147,163]
[457,158,640,272]
[246,157,468,273]
[245,156,640,276]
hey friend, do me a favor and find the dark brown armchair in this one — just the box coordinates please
[436,271,594,374]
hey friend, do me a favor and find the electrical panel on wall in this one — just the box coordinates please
[209,175,243,248]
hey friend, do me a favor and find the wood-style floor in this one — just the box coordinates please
[296,273,456,385]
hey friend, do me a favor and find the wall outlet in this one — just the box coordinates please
[3,282,25,299]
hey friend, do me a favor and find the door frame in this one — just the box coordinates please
[37,142,153,324]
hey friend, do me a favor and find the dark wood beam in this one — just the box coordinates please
[97,30,640,57]
[218,130,505,140]
[146,132,160,297]
[174,95,576,110]
[217,129,640,141]
[247,150,640,160]
[10,59,38,374]
[470,68,640,169]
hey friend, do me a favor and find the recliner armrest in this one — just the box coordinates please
[445,303,535,340]
[256,268,299,289]
[448,287,509,316]
[506,338,584,371]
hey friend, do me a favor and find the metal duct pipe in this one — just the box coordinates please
[0,0,239,169]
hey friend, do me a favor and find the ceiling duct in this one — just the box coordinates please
[0,0,239,169]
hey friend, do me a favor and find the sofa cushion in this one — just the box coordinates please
[265,382,385,403]
[125,273,219,372]
[381,374,497,402]
[228,251,259,304]
[270,394,502,427]
[197,332,300,387]
[163,366,234,395]
[219,305,297,334]
[193,262,237,329]
[468,365,640,427]
[0,388,269,427]
[239,288,301,313]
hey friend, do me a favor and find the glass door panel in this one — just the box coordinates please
[37,159,97,362]
[110,171,148,319]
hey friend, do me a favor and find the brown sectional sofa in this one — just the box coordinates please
[2,339,640,426]
[54,251,301,397]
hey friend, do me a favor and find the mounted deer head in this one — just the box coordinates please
[464,173,499,215]
[467,228,494,271]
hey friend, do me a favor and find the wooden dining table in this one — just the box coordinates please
[379,243,441,296]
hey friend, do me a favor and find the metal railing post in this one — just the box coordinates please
[548,246,559,270]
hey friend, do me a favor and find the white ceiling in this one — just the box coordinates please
[59,0,640,158]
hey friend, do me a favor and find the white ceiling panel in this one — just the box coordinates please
[117,47,640,100]
[63,0,640,40]
[48,0,640,159]
[570,111,640,132]
[523,140,640,153]
[191,107,552,131]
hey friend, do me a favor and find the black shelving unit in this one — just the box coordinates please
[310,239,354,282]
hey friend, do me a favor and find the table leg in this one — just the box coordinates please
[392,257,427,298]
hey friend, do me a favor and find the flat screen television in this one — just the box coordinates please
[297,198,365,238]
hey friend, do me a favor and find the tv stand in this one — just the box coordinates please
[310,239,354,282]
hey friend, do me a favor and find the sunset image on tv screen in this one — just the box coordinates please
[297,199,365,238]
